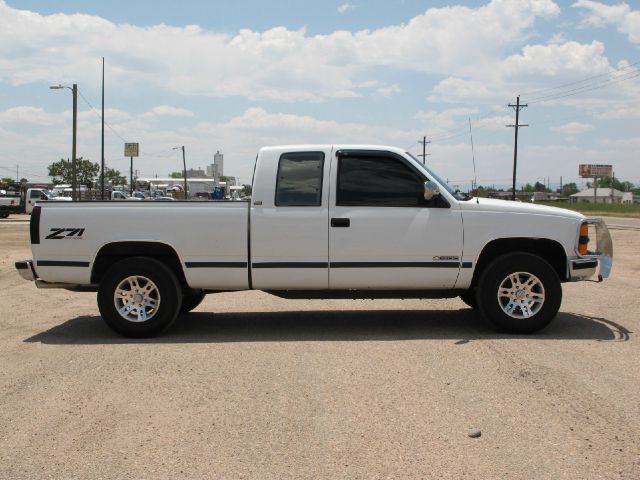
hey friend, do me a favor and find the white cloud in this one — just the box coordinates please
[0,0,562,101]
[374,84,401,97]
[574,0,640,43]
[149,105,194,117]
[338,3,357,14]
[551,121,594,135]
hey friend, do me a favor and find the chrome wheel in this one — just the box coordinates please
[497,272,545,319]
[113,275,161,323]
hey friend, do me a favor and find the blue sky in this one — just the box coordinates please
[0,0,638,190]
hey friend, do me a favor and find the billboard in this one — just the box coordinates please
[579,164,612,178]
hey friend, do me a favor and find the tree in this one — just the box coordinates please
[48,157,99,187]
[1,177,14,185]
[169,171,183,179]
[561,182,578,197]
[97,167,128,187]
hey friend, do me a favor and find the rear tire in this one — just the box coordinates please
[477,253,562,334]
[97,257,182,338]
[180,290,206,313]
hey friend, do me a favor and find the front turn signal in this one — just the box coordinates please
[578,223,589,255]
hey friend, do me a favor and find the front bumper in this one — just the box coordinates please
[568,218,613,281]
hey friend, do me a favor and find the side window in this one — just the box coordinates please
[337,155,425,207]
[30,190,41,199]
[275,152,324,206]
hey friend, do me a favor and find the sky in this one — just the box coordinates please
[0,0,638,191]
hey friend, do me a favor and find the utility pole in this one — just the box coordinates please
[611,171,615,203]
[16,165,18,182]
[72,83,77,201]
[173,146,188,199]
[101,57,105,200]
[417,136,430,164]
[507,95,528,201]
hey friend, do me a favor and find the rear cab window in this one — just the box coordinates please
[275,152,325,206]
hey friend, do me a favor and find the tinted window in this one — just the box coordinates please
[275,152,324,206]
[30,190,41,199]
[337,155,425,207]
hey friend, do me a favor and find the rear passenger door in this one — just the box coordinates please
[250,147,331,290]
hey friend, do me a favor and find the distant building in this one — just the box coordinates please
[205,150,225,181]
[185,168,210,179]
[214,150,224,178]
[570,188,633,204]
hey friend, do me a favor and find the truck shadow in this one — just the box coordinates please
[24,309,631,345]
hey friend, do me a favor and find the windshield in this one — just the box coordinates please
[405,152,470,201]
[43,190,57,199]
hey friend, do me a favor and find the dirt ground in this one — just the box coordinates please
[1,217,639,479]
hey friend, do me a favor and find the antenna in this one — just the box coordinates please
[468,117,479,204]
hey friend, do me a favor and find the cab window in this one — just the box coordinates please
[336,154,426,207]
[275,152,324,206]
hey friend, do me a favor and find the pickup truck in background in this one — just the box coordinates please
[1,187,72,216]
[0,193,20,218]
[16,145,613,337]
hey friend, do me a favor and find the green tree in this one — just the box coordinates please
[97,167,128,187]
[48,158,99,187]
[561,182,578,196]
[592,176,635,191]
[1,177,14,185]
[169,171,183,179]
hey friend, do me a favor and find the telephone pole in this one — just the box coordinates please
[418,136,431,164]
[506,95,528,201]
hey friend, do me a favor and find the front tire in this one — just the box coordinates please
[459,290,478,309]
[477,253,562,334]
[180,290,206,314]
[97,257,182,337]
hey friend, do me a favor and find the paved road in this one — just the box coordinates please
[1,224,639,479]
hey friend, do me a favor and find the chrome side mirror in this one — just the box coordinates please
[423,181,440,201]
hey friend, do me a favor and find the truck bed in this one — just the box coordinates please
[32,201,250,290]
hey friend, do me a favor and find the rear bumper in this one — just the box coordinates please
[15,260,37,281]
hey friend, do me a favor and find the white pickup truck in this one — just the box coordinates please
[16,145,612,337]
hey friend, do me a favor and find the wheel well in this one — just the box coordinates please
[91,242,187,287]
[470,237,567,288]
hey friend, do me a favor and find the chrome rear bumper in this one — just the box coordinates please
[15,260,36,281]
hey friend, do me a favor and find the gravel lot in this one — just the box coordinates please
[1,217,639,479]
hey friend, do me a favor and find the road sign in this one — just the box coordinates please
[579,164,612,178]
[124,143,139,157]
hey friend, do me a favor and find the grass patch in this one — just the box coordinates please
[536,201,640,218]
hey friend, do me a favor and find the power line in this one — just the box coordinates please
[528,71,640,104]
[76,88,128,143]
[521,59,640,98]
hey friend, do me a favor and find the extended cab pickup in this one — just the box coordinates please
[16,145,613,337]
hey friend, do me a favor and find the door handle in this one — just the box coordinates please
[331,218,350,227]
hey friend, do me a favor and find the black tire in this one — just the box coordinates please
[0,212,9,219]
[476,253,562,334]
[459,290,478,309]
[97,256,182,338]
[180,290,206,314]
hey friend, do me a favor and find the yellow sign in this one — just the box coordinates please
[124,143,139,157]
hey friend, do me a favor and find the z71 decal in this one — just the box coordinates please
[45,228,85,240]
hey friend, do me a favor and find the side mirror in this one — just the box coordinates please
[423,181,441,201]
